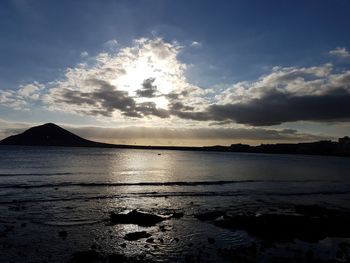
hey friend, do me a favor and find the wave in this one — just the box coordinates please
[1,190,350,205]
[0,172,74,177]
[0,179,333,189]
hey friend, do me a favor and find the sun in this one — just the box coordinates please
[110,46,179,109]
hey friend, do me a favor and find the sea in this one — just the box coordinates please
[1,146,350,262]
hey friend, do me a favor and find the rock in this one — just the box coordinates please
[208,237,215,244]
[58,230,68,239]
[124,231,151,241]
[110,210,167,227]
[159,225,170,232]
[120,243,126,248]
[106,253,128,263]
[70,250,102,263]
[195,211,225,221]
[172,212,184,219]
[336,250,344,260]
[213,205,350,242]
[146,238,154,243]
[219,244,257,262]
[90,244,97,250]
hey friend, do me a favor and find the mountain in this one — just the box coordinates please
[0,123,110,147]
[0,123,349,156]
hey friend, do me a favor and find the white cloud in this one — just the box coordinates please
[216,63,343,104]
[80,51,89,58]
[329,47,350,58]
[18,82,43,100]
[41,38,205,120]
[103,39,119,50]
[191,41,202,48]
[0,81,43,110]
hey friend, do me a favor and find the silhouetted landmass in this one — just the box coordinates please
[0,123,349,156]
[0,123,112,148]
[227,137,350,156]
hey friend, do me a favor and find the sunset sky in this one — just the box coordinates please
[1,0,350,146]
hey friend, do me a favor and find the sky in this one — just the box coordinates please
[1,0,350,146]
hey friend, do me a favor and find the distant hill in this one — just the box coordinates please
[0,123,111,147]
[0,123,349,156]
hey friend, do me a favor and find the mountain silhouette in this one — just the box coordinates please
[0,123,109,147]
[0,123,349,156]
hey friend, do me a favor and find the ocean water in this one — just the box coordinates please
[1,146,350,262]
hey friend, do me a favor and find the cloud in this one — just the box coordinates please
[3,39,350,128]
[329,47,350,58]
[166,64,350,126]
[0,81,43,110]
[135,78,159,98]
[191,41,202,48]
[80,51,89,58]
[208,88,350,126]
[40,38,204,120]
[103,39,119,50]
[202,64,350,125]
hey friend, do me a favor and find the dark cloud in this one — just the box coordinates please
[207,89,350,126]
[168,101,194,111]
[136,102,169,118]
[53,79,170,118]
[53,80,350,126]
[135,78,159,98]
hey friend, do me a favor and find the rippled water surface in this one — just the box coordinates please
[1,146,350,262]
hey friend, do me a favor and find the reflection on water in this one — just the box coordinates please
[1,146,350,262]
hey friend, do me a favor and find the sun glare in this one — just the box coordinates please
[111,51,176,109]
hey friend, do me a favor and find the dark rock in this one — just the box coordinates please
[90,244,97,250]
[120,243,126,248]
[70,250,102,263]
[336,250,344,260]
[306,249,314,262]
[220,244,257,262]
[195,211,225,221]
[110,210,166,227]
[58,230,68,239]
[173,237,179,242]
[213,205,350,242]
[146,238,154,243]
[172,212,184,219]
[124,231,151,241]
[208,237,215,244]
[106,253,128,263]
[159,225,170,232]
